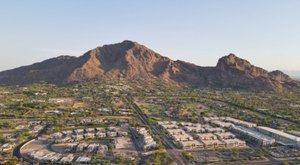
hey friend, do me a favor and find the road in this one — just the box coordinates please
[212,98,300,127]
[127,97,189,165]
[13,123,51,159]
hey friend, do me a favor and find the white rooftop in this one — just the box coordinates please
[233,126,275,141]
[258,126,300,142]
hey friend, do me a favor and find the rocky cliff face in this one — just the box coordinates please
[0,41,298,91]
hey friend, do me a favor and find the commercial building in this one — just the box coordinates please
[201,139,225,149]
[184,125,206,133]
[222,139,246,148]
[172,132,194,142]
[165,129,185,136]
[210,120,234,128]
[178,140,204,150]
[158,121,179,129]
[225,117,257,128]
[135,127,157,151]
[215,132,236,140]
[257,126,300,146]
[195,133,217,141]
[205,127,225,133]
[232,126,275,146]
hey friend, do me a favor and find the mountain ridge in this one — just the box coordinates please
[0,40,298,91]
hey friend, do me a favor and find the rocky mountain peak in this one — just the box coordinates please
[0,41,298,91]
[269,70,293,82]
[217,54,251,70]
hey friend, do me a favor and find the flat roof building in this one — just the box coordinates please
[215,132,236,140]
[257,126,300,146]
[166,129,185,136]
[172,133,194,142]
[232,126,275,146]
[178,140,204,150]
[205,127,225,133]
[211,120,234,128]
[136,127,157,151]
[222,139,246,148]
[225,117,257,128]
[76,156,91,164]
[196,133,217,141]
[60,154,74,164]
[201,139,225,149]
[184,125,205,133]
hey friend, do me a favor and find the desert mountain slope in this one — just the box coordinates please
[0,40,298,91]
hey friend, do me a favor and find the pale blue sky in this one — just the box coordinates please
[0,0,299,73]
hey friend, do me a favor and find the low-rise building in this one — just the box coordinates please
[166,129,185,136]
[257,126,300,146]
[179,140,204,150]
[232,126,275,146]
[184,125,205,133]
[47,153,62,163]
[97,145,108,153]
[107,127,117,131]
[96,127,106,132]
[106,131,118,137]
[95,132,106,138]
[74,129,84,135]
[119,108,133,115]
[114,137,131,149]
[98,108,113,113]
[211,120,234,128]
[158,121,179,129]
[225,117,257,128]
[85,128,95,133]
[222,139,247,148]
[60,154,74,164]
[65,143,78,152]
[84,133,95,139]
[135,127,157,151]
[205,127,225,133]
[201,139,225,149]
[0,143,15,152]
[56,136,72,143]
[51,132,63,139]
[117,131,128,137]
[61,130,73,136]
[87,143,99,153]
[76,156,91,164]
[72,134,84,141]
[196,133,217,141]
[179,122,194,126]
[172,132,194,142]
[76,143,88,152]
[215,132,236,140]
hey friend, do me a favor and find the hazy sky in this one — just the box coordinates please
[0,0,299,72]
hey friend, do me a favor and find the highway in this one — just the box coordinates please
[127,97,189,165]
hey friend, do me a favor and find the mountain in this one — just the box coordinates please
[0,40,299,91]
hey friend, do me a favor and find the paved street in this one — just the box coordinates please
[127,97,189,165]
